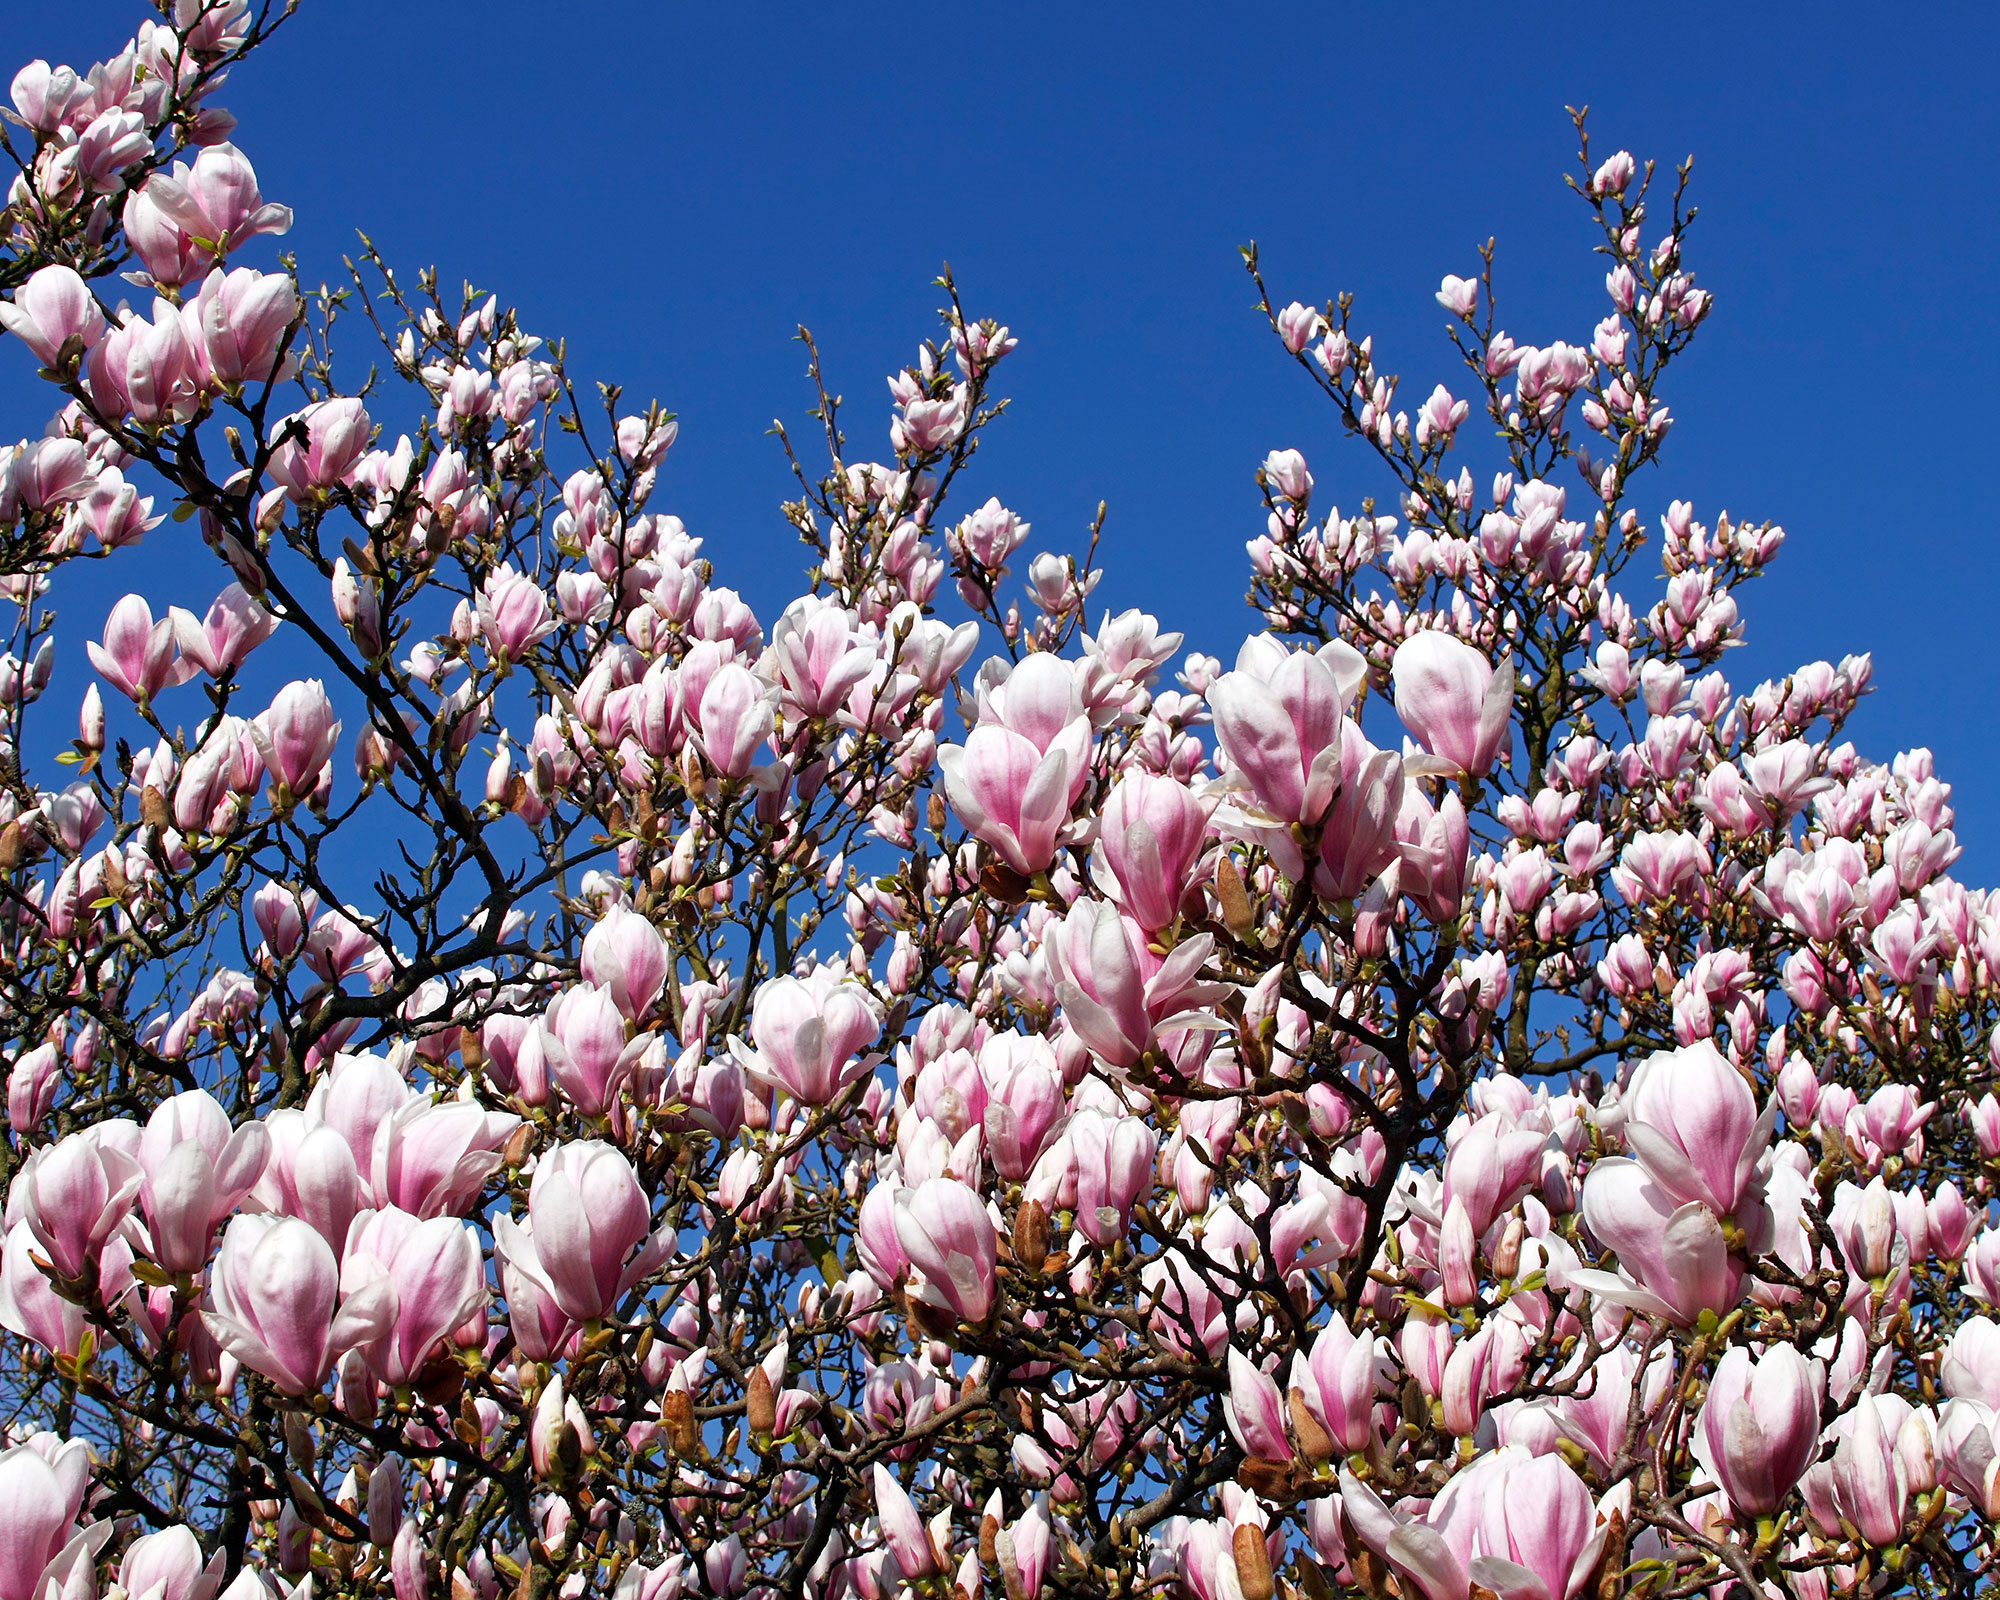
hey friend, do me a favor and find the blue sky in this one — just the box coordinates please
[11,2,2000,875]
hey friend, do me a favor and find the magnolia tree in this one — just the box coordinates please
[0,8,1992,1600]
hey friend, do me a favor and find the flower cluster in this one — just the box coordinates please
[0,23,1989,1600]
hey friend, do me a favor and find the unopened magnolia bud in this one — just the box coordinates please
[679,742,707,798]
[337,1348,378,1423]
[1013,1199,1051,1274]
[1493,1215,1525,1279]
[367,1456,405,1546]
[79,684,104,751]
[995,1529,1026,1600]
[1288,1387,1333,1461]
[1591,1510,1627,1600]
[1236,1457,1293,1498]
[1232,1524,1275,1600]
[670,829,698,886]
[661,1389,699,1457]
[1216,854,1255,937]
[745,1367,777,1436]
[283,1413,316,1472]
[276,1501,312,1574]
[1350,1549,1391,1600]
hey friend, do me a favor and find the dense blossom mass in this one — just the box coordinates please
[0,7,1990,1600]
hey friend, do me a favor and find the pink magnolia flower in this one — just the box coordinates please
[532,984,648,1118]
[1277,302,1327,354]
[1225,1348,1291,1461]
[580,904,670,1020]
[170,583,277,678]
[476,565,556,663]
[1207,639,1362,825]
[0,1440,101,1600]
[250,1112,360,1257]
[171,717,247,834]
[136,1089,270,1276]
[663,1047,745,1141]
[769,599,876,720]
[86,298,202,424]
[1465,1451,1606,1600]
[891,1177,996,1324]
[204,1214,383,1395]
[392,1521,427,1600]
[1441,1112,1550,1239]
[1621,1040,1776,1220]
[1693,1344,1822,1515]
[911,1048,987,1144]
[1395,786,1473,924]
[1067,1107,1158,1245]
[6,1042,59,1134]
[1436,275,1480,317]
[1930,1181,1976,1263]
[492,1215,573,1363]
[695,663,776,780]
[1574,1158,1742,1326]
[0,1222,87,1358]
[87,594,194,703]
[1830,1176,1915,1286]
[15,1125,143,1281]
[0,266,104,368]
[186,266,296,388]
[251,679,340,798]
[737,968,881,1105]
[1263,448,1313,502]
[871,1465,940,1580]
[1943,1317,2000,1408]
[524,1140,666,1322]
[1832,1394,1911,1547]
[1292,1312,1384,1458]
[339,1207,486,1387]
[1098,771,1207,931]
[979,1034,1065,1181]
[1342,1448,1604,1600]
[1339,1458,1482,1600]
[1313,724,1407,901]
[855,1182,908,1286]
[267,398,372,500]
[1041,898,1225,1069]
[309,1050,411,1179]
[1392,632,1513,779]
[370,1097,519,1218]
[1938,1400,2000,1517]
[117,1527,222,1600]
[992,1498,1052,1600]
[123,142,292,287]
[5,436,95,514]
[936,653,1092,876]
[1844,1083,1936,1169]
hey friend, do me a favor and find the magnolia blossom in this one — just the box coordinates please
[1392,631,1513,779]
[736,968,881,1104]
[204,1216,380,1395]
[936,653,1092,875]
[891,1177,997,1324]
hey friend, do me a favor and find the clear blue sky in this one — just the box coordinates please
[11,2,2000,875]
